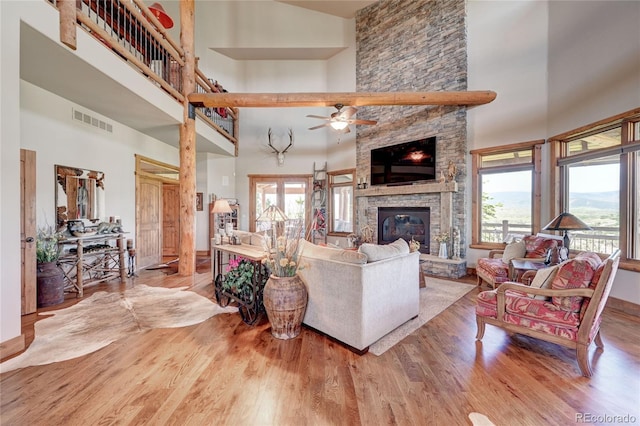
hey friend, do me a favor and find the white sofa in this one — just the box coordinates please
[297,239,420,353]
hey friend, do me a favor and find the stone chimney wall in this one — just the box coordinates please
[355,0,468,256]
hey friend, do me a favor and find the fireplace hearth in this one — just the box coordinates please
[378,207,430,254]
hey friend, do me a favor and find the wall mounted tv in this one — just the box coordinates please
[370,137,436,186]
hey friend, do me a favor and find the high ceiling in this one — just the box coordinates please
[276,1,378,19]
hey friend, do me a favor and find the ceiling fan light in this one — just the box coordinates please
[330,121,349,130]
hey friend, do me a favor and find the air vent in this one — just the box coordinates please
[72,108,113,133]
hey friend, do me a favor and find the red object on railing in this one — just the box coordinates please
[148,2,173,29]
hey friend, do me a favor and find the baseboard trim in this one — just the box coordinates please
[607,297,640,317]
[196,250,209,257]
[0,334,26,361]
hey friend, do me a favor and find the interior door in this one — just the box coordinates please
[21,149,37,314]
[162,183,180,257]
[137,176,162,269]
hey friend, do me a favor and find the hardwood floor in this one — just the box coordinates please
[2,261,639,425]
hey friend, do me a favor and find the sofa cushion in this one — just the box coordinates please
[235,230,266,247]
[358,238,409,262]
[550,258,597,312]
[476,289,580,341]
[502,240,526,264]
[523,235,559,258]
[299,239,368,264]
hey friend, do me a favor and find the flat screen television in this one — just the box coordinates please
[370,137,436,186]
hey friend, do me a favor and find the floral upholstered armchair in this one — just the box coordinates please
[475,250,621,377]
[476,234,562,288]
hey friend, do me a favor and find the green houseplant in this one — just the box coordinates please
[36,225,61,263]
[222,257,267,303]
[36,224,65,307]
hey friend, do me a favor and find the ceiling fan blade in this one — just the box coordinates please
[309,123,330,130]
[349,119,378,125]
[341,106,357,119]
[306,114,331,120]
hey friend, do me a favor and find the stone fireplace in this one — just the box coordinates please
[378,207,430,254]
[355,0,468,258]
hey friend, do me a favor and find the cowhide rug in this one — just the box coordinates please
[0,284,237,373]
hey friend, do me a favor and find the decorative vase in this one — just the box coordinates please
[438,242,448,259]
[263,274,308,340]
[37,261,65,308]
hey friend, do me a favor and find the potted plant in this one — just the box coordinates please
[36,225,65,307]
[261,223,308,340]
[222,256,267,304]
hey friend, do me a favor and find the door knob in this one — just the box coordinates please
[25,237,34,243]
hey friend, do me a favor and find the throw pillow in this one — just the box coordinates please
[550,259,596,312]
[501,240,526,264]
[523,235,559,258]
[358,238,410,262]
[299,239,367,264]
[527,264,560,300]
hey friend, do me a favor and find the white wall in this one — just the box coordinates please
[547,1,640,135]
[1,0,23,344]
[21,81,180,232]
[326,18,357,171]
[467,0,640,304]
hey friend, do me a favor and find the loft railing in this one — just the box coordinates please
[482,220,619,254]
[46,0,237,146]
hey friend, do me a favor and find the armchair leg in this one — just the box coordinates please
[576,343,593,377]
[594,330,605,349]
[475,316,486,340]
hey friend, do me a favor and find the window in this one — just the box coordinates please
[327,169,355,235]
[248,175,311,236]
[551,110,640,267]
[471,141,544,248]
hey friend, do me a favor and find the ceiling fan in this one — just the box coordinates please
[306,104,378,133]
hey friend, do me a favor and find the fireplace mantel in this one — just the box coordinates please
[355,182,457,198]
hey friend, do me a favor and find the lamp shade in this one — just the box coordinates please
[542,212,592,232]
[211,199,232,214]
[542,212,592,249]
[148,2,174,29]
[256,205,288,222]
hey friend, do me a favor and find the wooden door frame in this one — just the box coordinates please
[21,149,37,315]
[135,155,180,267]
[248,174,312,233]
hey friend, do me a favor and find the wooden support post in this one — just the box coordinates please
[59,0,77,50]
[178,0,196,276]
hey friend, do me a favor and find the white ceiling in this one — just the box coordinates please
[276,1,378,19]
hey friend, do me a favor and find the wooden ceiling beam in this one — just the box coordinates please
[188,91,497,108]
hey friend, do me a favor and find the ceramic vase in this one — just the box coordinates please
[37,261,65,307]
[438,242,448,259]
[263,274,308,339]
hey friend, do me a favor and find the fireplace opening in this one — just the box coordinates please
[378,207,430,254]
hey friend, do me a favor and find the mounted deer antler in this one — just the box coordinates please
[267,128,293,166]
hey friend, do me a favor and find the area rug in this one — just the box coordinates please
[0,284,237,373]
[369,277,475,355]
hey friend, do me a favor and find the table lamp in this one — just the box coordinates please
[542,212,592,250]
[256,205,289,248]
[211,199,233,244]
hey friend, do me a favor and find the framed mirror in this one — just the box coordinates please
[55,165,105,227]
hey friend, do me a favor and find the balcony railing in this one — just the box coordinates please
[482,220,619,254]
[47,0,237,147]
